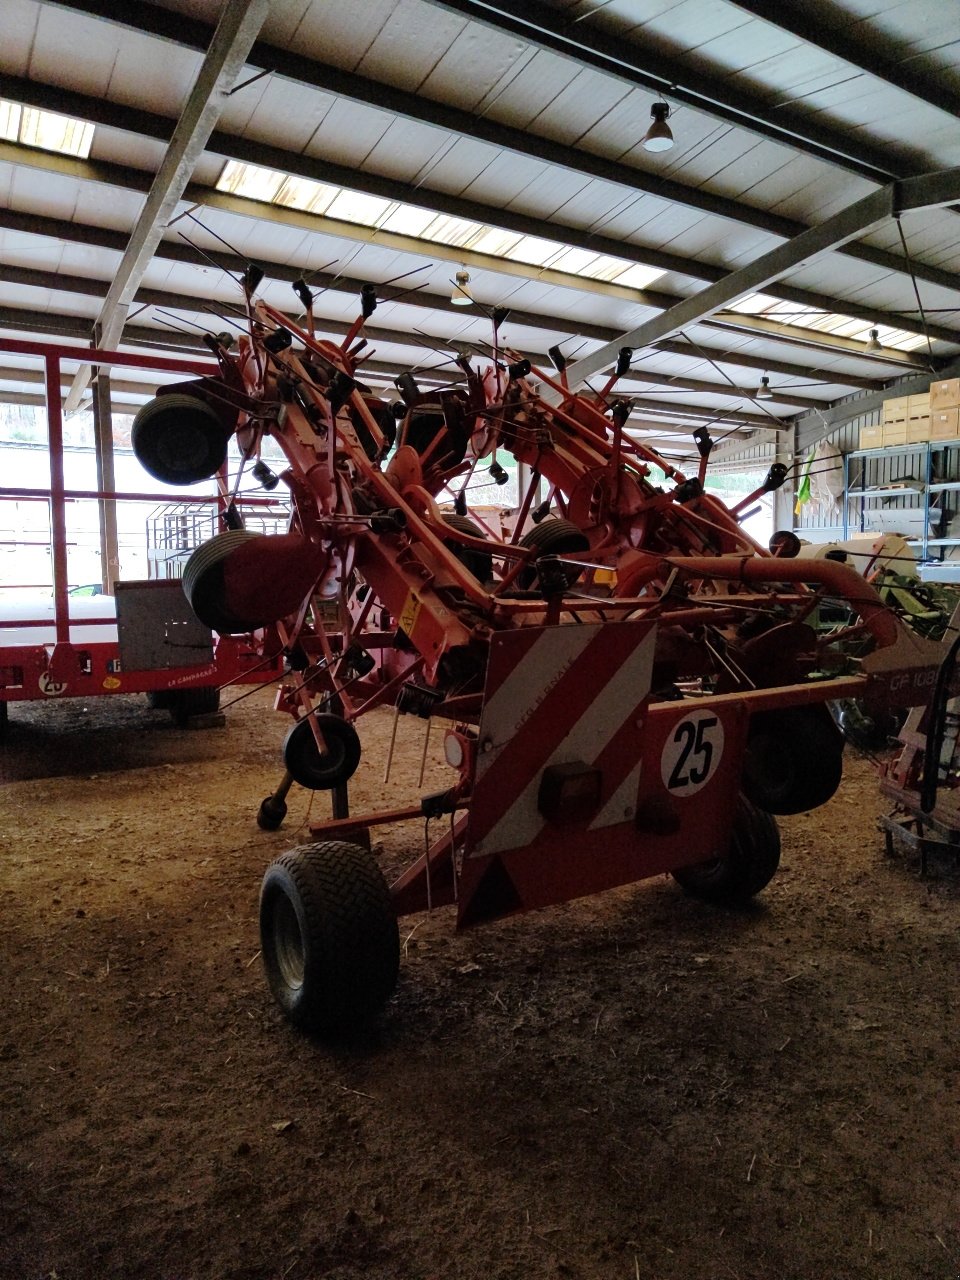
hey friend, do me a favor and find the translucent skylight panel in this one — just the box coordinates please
[548,247,602,275]
[0,100,21,142]
[0,98,94,157]
[213,162,665,296]
[506,235,565,266]
[729,292,778,314]
[378,203,436,237]
[613,263,668,290]
[463,227,524,257]
[813,316,870,339]
[420,213,486,247]
[325,189,393,226]
[728,289,926,353]
[274,175,339,214]
[218,160,287,202]
[19,106,94,158]
[583,255,643,283]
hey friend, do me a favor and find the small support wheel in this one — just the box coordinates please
[259,841,400,1032]
[672,794,781,905]
[282,714,362,790]
[258,795,288,831]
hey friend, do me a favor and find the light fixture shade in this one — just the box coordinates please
[451,269,472,305]
[643,102,674,153]
[757,375,773,400]
[865,328,882,352]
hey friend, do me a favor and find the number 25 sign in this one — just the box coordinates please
[660,711,725,796]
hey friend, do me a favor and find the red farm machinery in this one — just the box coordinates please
[130,273,947,1033]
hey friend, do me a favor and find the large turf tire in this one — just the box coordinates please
[132,393,230,486]
[518,518,590,588]
[260,841,400,1033]
[441,514,492,583]
[167,685,220,724]
[741,704,844,815]
[282,714,362,790]
[672,794,781,905]
[182,530,262,633]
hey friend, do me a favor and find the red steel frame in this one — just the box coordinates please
[0,337,282,707]
[121,284,952,932]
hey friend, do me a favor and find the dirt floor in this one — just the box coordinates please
[1,687,958,1280]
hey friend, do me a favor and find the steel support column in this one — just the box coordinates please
[63,0,270,411]
[92,370,120,593]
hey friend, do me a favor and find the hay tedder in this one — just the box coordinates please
[132,274,946,1033]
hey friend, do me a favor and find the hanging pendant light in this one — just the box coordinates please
[865,328,882,352]
[642,102,674,153]
[757,375,773,400]
[451,269,472,306]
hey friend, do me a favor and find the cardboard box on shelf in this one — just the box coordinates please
[931,378,960,410]
[860,423,884,450]
[930,408,960,440]
[882,396,909,422]
[906,416,930,444]
[908,393,931,416]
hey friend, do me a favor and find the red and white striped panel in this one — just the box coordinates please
[467,620,656,859]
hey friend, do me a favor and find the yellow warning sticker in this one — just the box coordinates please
[102,676,121,690]
[399,592,421,635]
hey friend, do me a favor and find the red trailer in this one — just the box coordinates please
[0,338,283,732]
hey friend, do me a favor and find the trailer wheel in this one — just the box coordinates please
[145,690,171,710]
[182,530,263,633]
[741,705,843,815]
[282,714,362,790]
[672,795,780,905]
[167,686,220,724]
[260,841,399,1032]
[132,393,230,486]
[441,514,492,583]
[518,518,590,588]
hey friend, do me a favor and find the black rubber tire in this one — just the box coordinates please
[518,518,590,588]
[282,714,362,790]
[257,795,288,831]
[741,704,844,815]
[441,514,492,583]
[132,393,230,486]
[167,686,220,725]
[182,530,263,633]
[405,410,468,469]
[672,794,781,905]
[145,690,171,710]
[259,841,400,1032]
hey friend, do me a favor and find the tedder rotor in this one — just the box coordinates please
[132,273,946,1034]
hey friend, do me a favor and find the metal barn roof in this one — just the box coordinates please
[0,0,958,454]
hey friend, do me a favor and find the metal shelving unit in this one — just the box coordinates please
[843,438,960,573]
